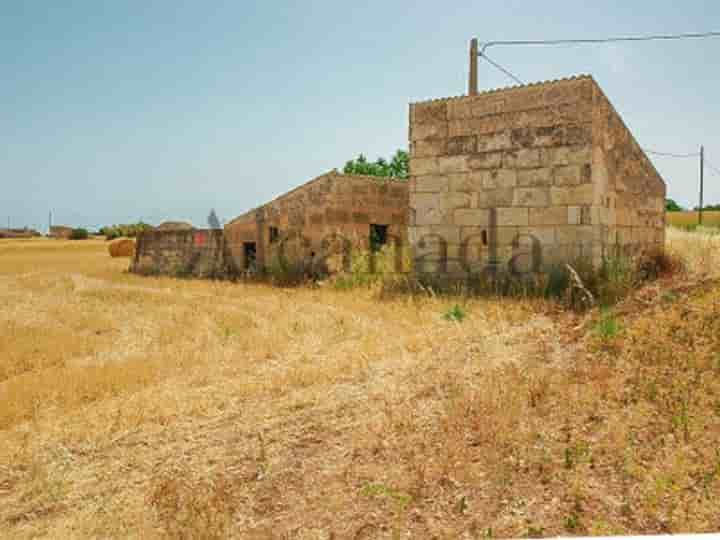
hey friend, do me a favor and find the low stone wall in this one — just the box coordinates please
[130,229,232,278]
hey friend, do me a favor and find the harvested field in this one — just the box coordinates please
[1,234,719,538]
[667,211,720,228]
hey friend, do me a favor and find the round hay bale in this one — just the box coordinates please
[108,238,135,258]
[156,221,193,231]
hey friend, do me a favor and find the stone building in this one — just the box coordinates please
[224,171,409,273]
[408,75,666,276]
[131,229,229,278]
[130,73,665,281]
[49,225,74,239]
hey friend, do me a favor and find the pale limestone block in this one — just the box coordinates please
[493,169,518,189]
[412,193,449,225]
[410,157,437,177]
[518,168,552,187]
[411,122,448,141]
[442,192,472,210]
[568,206,581,225]
[542,146,570,166]
[476,131,512,152]
[553,165,582,186]
[497,207,529,227]
[411,101,447,123]
[504,148,541,169]
[437,155,470,174]
[477,188,515,208]
[446,100,473,120]
[566,184,595,205]
[413,139,446,158]
[529,206,567,226]
[513,187,551,207]
[567,146,592,165]
[414,175,449,193]
[409,225,432,245]
[471,97,507,117]
[429,225,461,244]
[518,227,557,246]
[468,152,503,170]
[454,208,490,226]
[446,136,477,155]
[556,225,598,244]
[449,171,484,192]
[588,206,602,225]
[495,226,521,244]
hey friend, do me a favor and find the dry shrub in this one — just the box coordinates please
[148,469,235,539]
[108,237,135,258]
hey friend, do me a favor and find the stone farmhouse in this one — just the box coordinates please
[132,71,665,279]
[409,75,666,276]
[223,171,408,273]
[132,171,409,277]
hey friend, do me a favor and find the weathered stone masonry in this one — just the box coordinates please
[130,75,665,280]
[224,171,409,272]
[131,229,230,278]
[408,75,666,275]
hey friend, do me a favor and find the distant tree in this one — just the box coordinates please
[100,222,153,240]
[665,199,684,212]
[207,209,221,229]
[343,149,408,180]
[69,228,89,240]
[691,203,720,211]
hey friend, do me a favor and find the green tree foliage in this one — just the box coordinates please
[343,150,408,180]
[665,199,684,212]
[69,228,89,240]
[100,222,153,241]
[694,203,720,211]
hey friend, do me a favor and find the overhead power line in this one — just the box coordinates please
[478,52,525,85]
[643,149,700,158]
[479,31,720,53]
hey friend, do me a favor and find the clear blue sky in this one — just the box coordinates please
[2,1,719,231]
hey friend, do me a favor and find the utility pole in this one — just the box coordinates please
[699,145,705,226]
[469,38,479,96]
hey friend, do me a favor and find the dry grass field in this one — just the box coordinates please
[667,211,720,228]
[1,233,720,538]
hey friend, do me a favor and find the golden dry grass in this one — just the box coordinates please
[1,234,719,538]
[667,211,720,228]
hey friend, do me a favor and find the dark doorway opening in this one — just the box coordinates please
[370,224,389,252]
[243,242,257,270]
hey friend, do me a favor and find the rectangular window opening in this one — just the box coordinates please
[269,226,279,243]
[370,224,389,252]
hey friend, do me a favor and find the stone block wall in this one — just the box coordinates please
[408,75,665,276]
[49,226,74,239]
[592,88,666,254]
[130,229,230,278]
[224,172,409,272]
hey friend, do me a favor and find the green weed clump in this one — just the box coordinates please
[443,304,467,322]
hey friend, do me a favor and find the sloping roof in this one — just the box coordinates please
[226,170,407,226]
[410,74,594,106]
